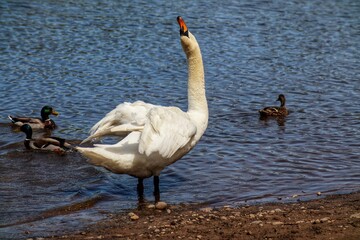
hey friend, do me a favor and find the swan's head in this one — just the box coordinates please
[177,16,199,54]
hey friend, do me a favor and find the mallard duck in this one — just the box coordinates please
[259,94,289,118]
[9,105,59,130]
[20,124,72,155]
[76,16,208,202]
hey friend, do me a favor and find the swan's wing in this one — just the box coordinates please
[81,124,144,144]
[83,101,155,144]
[139,107,197,159]
[90,101,155,134]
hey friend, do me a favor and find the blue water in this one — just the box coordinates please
[1,0,360,238]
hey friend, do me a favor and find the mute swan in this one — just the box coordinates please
[20,124,72,155]
[259,94,289,118]
[76,16,208,201]
[9,105,59,130]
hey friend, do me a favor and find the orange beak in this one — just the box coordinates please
[177,16,189,37]
[52,110,59,116]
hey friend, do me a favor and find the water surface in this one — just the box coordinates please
[1,0,360,238]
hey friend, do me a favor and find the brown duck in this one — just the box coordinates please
[259,94,289,118]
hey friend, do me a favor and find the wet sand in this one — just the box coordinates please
[42,191,360,240]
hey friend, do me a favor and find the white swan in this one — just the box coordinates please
[76,16,208,201]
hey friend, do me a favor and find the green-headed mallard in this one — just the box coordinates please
[9,106,59,130]
[20,124,72,155]
[259,94,289,118]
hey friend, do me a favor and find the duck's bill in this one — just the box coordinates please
[52,110,59,116]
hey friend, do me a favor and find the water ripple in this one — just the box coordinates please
[1,0,360,238]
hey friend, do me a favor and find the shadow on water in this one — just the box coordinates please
[0,195,104,228]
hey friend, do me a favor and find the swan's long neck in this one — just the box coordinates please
[186,45,207,114]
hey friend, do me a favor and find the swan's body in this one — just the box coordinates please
[20,124,72,155]
[76,17,208,200]
[259,94,289,118]
[9,106,59,130]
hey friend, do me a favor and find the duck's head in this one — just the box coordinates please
[20,124,33,140]
[177,16,199,55]
[41,106,59,120]
[277,94,286,107]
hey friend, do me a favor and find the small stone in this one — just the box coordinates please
[274,208,282,212]
[200,207,213,212]
[317,192,322,196]
[167,209,171,214]
[350,213,360,219]
[155,201,168,210]
[311,219,321,224]
[220,216,228,221]
[250,220,263,225]
[296,220,305,224]
[245,230,252,235]
[147,204,156,209]
[272,221,284,225]
[154,229,161,233]
[292,194,299,198]
[249,214,256,219]
[196,235,202,239]
[320,217,330,223]
[112,234,124,238]
[128,212,139,220]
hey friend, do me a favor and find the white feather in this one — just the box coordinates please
[76,24,208,180]
[139,107,196,158]
[81,101,155,144]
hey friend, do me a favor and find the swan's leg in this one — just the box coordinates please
[154,176,160,202]
[137,178,144,202]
